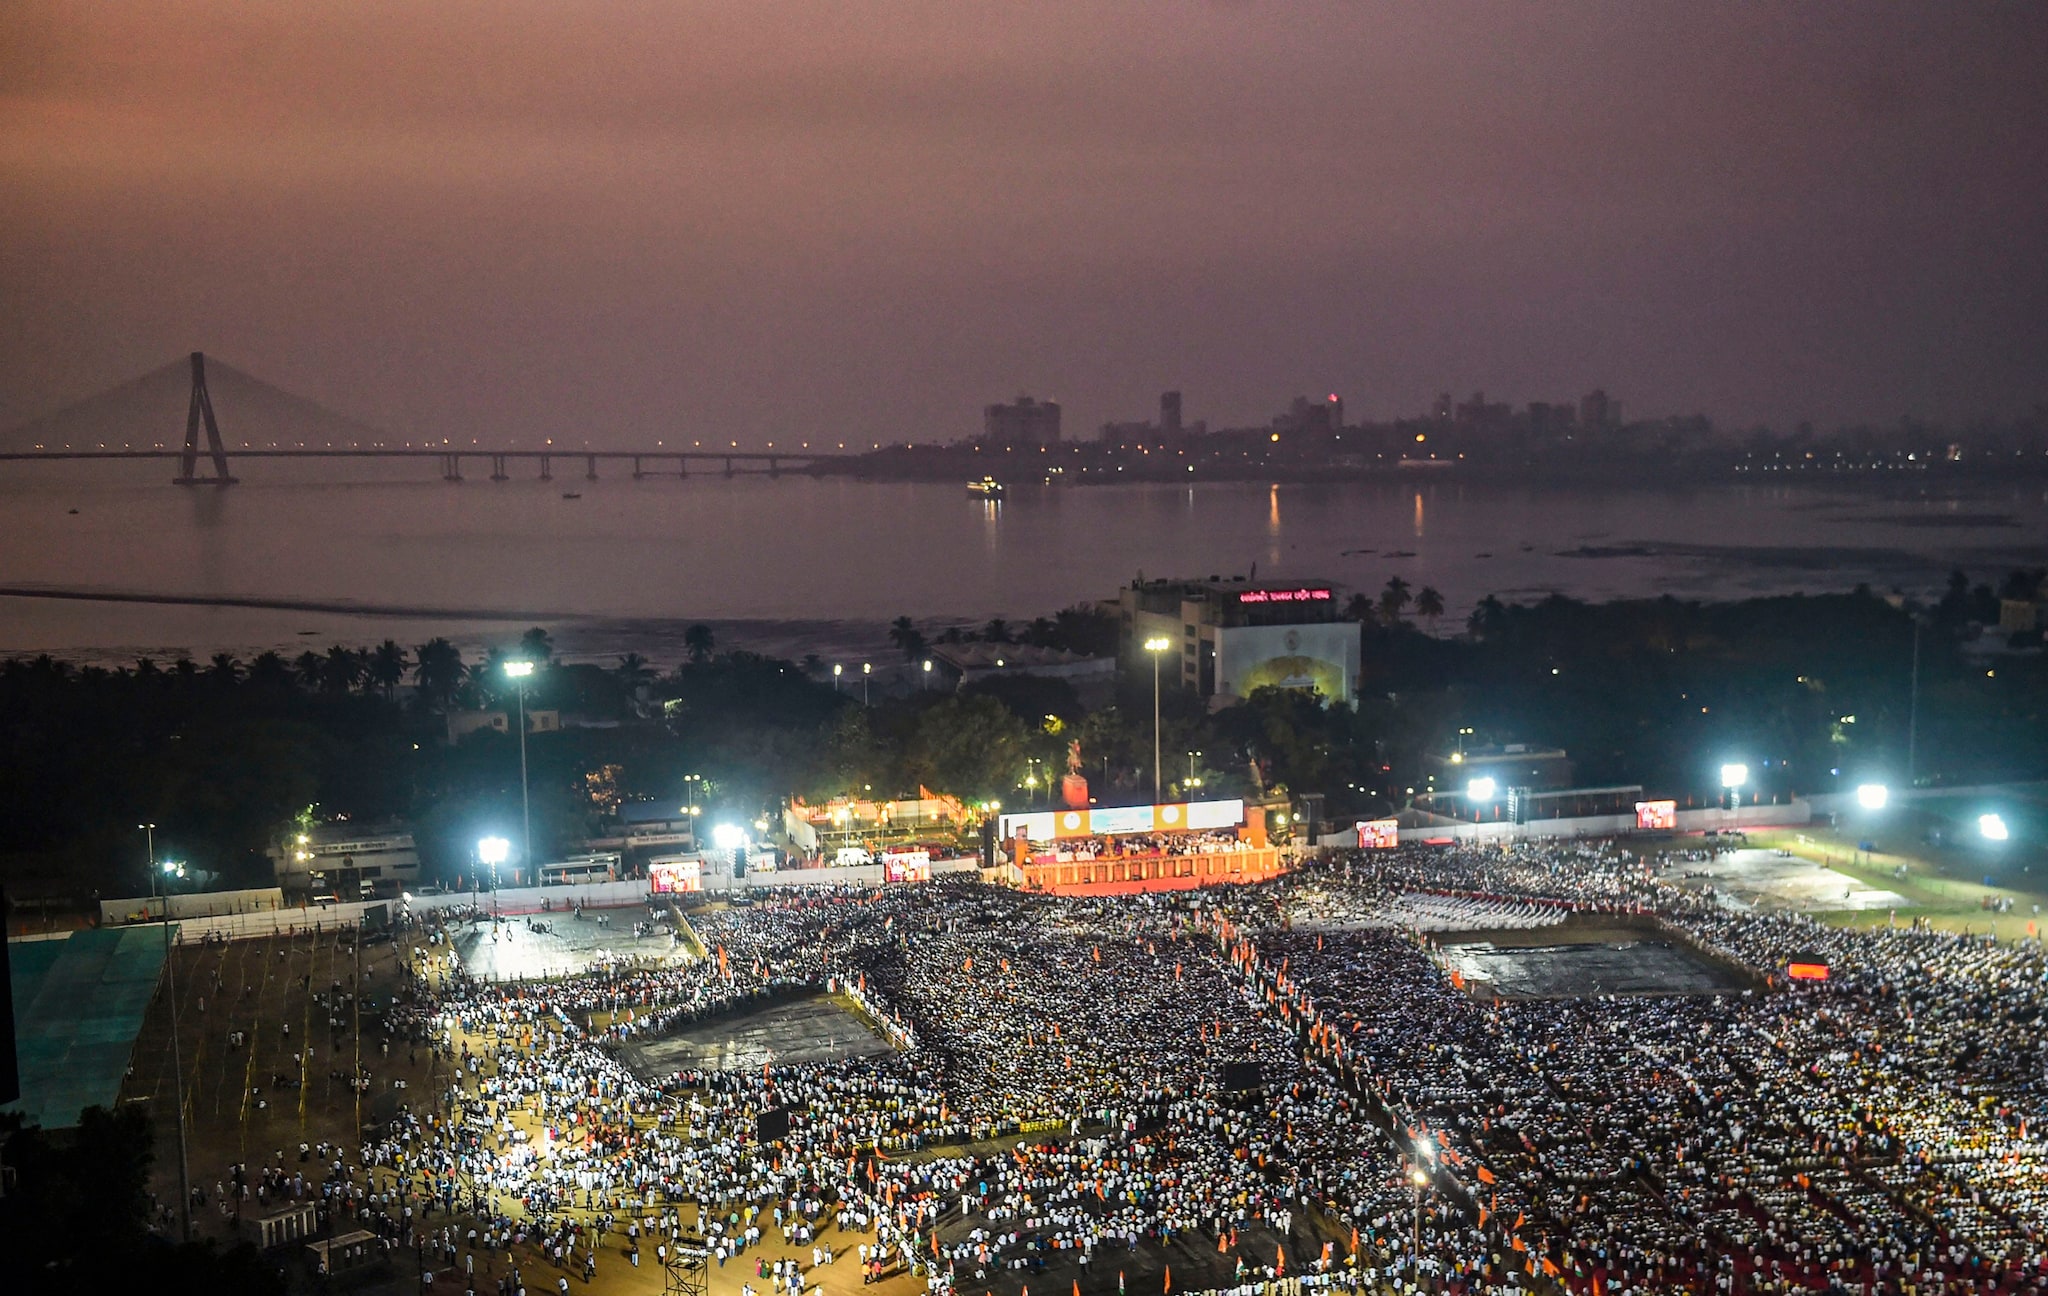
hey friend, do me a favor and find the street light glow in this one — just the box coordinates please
[1856,783,1889,810]
[502,660,535,679]
[1979,813,2010,841]
[712,823,746,850]
[1466,777,1497,801]
[1143,637,1171,652]
[477,836,511,865]
[1720,763,1748,789]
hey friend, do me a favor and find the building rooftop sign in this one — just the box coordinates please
[1235,587,1331,605]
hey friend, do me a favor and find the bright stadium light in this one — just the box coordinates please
[1466,777,1497,801]
[1143,637,1172,801]
[502,660,535,679]
[477,836,510,865]
[1720,763,1748,789]
[712,823,746,850]
[1856,783,1889,811]
[1979,813,2010,842]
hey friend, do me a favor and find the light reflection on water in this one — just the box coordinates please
[0,461,2042,662]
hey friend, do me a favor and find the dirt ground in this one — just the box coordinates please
[121,925,1326,1296]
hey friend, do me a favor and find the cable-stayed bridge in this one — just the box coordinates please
[0,353,851,483]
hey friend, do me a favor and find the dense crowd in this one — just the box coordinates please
[186,842,2048,1295]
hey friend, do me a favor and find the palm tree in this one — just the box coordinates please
[367,640,409,697]
[412,637,465,710]
[518,627,555,665]
[1467,595,1508,640]
[207,652,242,685]
[982,617,1012,644]
[683,624,715,665]
[247,651,291,689]
[1378,576,1412,624]
[614,652,654,690]
[888,616,928,661]
[1414,586,1445,633]
[293,651,326,691]
[1343,593,1375,625]
[323,645,364,694]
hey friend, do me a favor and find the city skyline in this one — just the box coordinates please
[3,2,2045,449]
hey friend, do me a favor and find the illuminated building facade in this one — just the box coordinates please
[1113,575,1361,707]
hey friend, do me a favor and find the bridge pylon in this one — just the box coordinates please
[174,352,237,484]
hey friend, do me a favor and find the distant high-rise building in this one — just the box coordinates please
[1160,391,1182,439]
[1276,395,1342,437]
[984,394,1062,448]
[1527,401,1576,436]
[1579,389,1613,429]
[1455,391,1511,426]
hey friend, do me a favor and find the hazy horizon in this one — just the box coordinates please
[5,2,2046,450]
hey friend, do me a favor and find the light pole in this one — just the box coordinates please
[1186,750,1202,792]
[1143,637,1171,802]
[1720,762,1748,821]
[921,659,932,691]
[1409,1136,1435,1272]
[478,837,510,917]
[141,823,192,1243]
[1410,1167,1427,1269]
[1907,615,1921,787]
[832,663,843,693]
[503,660,535,880]
[862,662,872,706]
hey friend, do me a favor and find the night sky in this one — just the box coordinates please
[3,1,2044,446]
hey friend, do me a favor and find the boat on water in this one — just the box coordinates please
[561,491,582,500]
[967,477,1006,500]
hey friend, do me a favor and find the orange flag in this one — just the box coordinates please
[1217,1234,1228,1254]
[1476,1165,1495,1184]
[1163,1266,1171,1295]
[1074,1284,1081,1296]
[1513,1212,1525,1231]
[1275,1245,1285,1274]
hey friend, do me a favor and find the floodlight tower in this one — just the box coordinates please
[141,823,192,1242]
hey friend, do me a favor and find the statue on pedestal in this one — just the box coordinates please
[1061,737,1090,810]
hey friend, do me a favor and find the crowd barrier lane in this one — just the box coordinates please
[1320,799,1818,847]
[148,901,383,943]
